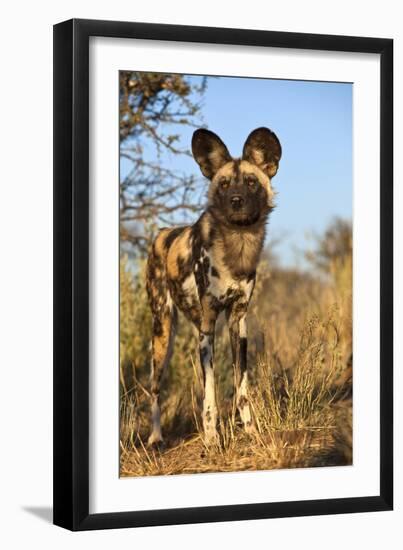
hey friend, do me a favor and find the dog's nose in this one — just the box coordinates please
[231,195,244,209]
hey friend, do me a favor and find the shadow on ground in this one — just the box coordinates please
[22,506,53,524]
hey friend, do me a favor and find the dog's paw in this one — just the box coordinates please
[147,432,164,449]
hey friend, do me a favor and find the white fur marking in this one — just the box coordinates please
[240,278,254,301]
[200,333,218,443]
[238,371,253,432]
[203,364,218,443]
[239,316,247,338]
[166,290,173,310]
[182,274,199,306]
[205,249,240,302]
[148,395,162,445]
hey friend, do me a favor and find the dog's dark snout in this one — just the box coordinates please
[231,195,244,209]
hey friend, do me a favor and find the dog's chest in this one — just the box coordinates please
[205,265,249,305]
[180,248,253,310]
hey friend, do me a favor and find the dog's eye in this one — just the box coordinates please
[220,179,229,189]
[246,176,257,187]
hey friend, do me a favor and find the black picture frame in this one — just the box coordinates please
[53,18,393,531]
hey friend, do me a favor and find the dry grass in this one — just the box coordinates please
[119,220,352,477]
[119,320,352,477]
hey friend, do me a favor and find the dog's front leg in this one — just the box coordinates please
[228,306,253,433]
[199,329,219,444]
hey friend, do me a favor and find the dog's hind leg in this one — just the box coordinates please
[146,232,178,447]
[147,301,177,446]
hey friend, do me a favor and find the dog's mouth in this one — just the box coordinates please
[228,211,260,226]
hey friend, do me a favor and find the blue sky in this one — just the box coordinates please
[122,75,352,266]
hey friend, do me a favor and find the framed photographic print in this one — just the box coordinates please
[53,19,393,530]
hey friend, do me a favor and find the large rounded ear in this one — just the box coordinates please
[242,127,282,178]
[191,129,232,180]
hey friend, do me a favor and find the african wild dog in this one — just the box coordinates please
[146,127,281,445]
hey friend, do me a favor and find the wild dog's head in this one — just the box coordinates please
[192,127,281,228]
